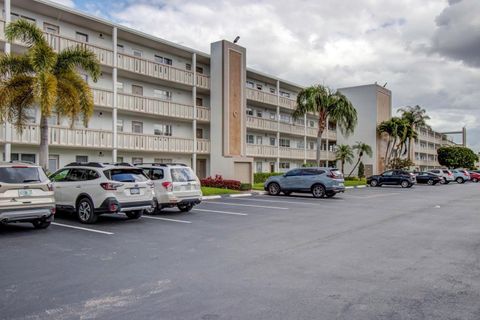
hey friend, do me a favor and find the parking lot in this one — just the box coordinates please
[1,183,480,320]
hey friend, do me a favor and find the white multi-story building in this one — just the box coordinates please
[0,0,460,182]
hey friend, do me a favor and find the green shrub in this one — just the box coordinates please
[240,183,252,191]
[358,161,365,178]
[344,176,360,181]
[254,172,282,183]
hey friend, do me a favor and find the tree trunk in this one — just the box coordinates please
[316,113,327,167]
[384,139,391,169]
[348,158,361,177]
[341,160,345,174]
[39,115,49,170]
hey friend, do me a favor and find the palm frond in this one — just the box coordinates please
[5,19,48,47]
[34,72,58,116]
[29,43,57,73]
[0,54,34,77]
[0,75,35,132]
[55,46,101,82]
[328,91,357,136]
[56,71,94,126]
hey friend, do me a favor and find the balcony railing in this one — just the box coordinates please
[91,88,210,121]
[280,147,305,159]
[246,88,278,105]
[246,144,277,158]
[279,96,296,109]
[280,122,305,136]
[246,116,277,132]
[0,20,210,89]
[117,132,209,154]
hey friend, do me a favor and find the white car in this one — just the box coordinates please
[428,169,454,184]
[136,163,202,213]
[50,162,154,223]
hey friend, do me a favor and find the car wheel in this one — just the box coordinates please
[312,184,326,198]
[326,192,336,198]
[178,204,193,212]
[456,177,464,184]
[472,178,478,183]
[427,179,434,185]
[32,220,51,229]
[370,179,379,187]
[77,198,97,224]
[283,191,292,196]
[400,180,410,188]
[267,182,281,196]
[440,178,446,184]
[126,210,143,219]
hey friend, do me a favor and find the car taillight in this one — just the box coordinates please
[100,182,123,190]
[47,183,54,191]
[162,181,173,192]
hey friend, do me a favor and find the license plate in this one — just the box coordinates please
[18,189,33,197]
[130,188,140,195]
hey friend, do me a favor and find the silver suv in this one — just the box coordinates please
[265,167,345,198]
[0,162,55,229]
[50,162,154,224]
[136,163,202,213]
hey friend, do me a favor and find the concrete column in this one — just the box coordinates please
[3,0,11,161]
[303,114,307,165]
[276,80,280,171]
[112,26,118,161]
[192,53,197,172]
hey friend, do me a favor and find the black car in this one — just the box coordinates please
[415,172,442,185]
[367,170,416,188]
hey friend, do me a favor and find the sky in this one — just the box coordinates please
[50,0,480,151]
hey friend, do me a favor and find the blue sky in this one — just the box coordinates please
[51,0,480,150]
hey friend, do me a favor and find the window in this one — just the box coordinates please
[150,169,164,180]
[75,32,88,43]
[164,58,172,65]
[270,88,276,94]
[309,120,315,128]
[48,113,60,126]
[11,12,36,23]
[279,138,290,147]
[256,84,263,90]
[133,50,142,57]
[171,167,196,182]
[186,63,192,70]
[11,153,36,163]
[302,169,325,176]
[116,120,124,132]
[269,112,276,120]
[285,169,302,176]
[76,155,88,163]
[154,124,172,136]
[50,168,70,182]
[116,82,124,92]
[105,168,148,181]
[309,142,315,150]
[116,44,124,52]
[382,171,394,176]
[280,162,290,169]
[280,114,291,123]
[246,134,254,144]
[117,157,124,163]
[196,128,203,139]
[296,118,305,126]
[246,108,254,116]
[154,158,172,163]
[132,121,143,134]
[269,137,276,146]
[26,108,37,124]
[196,66,203,74]
[280,91,290,98]
[256,162,263,173]
[154,89,171,100]
[297,140,305,149]
[43,23,59,34]
[132,85,143,96]
[49,155,59,172]
[131,157,143,165]
[256,110,263,118]
[196,97,203,106]
[154,55,172,65]
[256,136,263,145]
[246,81,254,88]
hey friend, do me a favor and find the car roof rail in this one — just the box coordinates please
[65,162,104,168]
[134,162,187,167]
[103,162,134,167]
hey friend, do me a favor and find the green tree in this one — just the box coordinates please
[293,85,357,166]
[335,144,354,174]
[377,117,409,168]
[437,146,479,169]
[397,105,430,160]
[348,141,372,177]
[0,19,100,169]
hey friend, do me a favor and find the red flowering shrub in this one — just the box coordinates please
[200,175,241,190]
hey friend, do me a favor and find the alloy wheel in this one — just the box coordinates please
[79,202,91,222]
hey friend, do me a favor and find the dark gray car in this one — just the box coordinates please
[264,167,345,198]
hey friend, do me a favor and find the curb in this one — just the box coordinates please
[345,185,367,189]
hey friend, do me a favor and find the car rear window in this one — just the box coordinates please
[104,169,148,182]
[0,167,48,183]
[171,167,196,182]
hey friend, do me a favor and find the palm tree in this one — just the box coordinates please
[397,105,430,160]
[348,141,372,177]
[377,117,408,167]
[0,19,100,169]
[335,144,354,174]
[293,85,357,166]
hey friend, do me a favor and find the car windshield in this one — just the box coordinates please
[171,167,197,182]
[104,169,148,182]
[0,167,48,183]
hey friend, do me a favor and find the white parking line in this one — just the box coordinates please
[232,197,322,205]
[229,193,252,198]
[348,192,399,199]
[193,208,248,216]
[142,216,192,224]
[51,222,114,235]
[202,201,288,210]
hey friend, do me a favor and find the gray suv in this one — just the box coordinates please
[264,167,345,198]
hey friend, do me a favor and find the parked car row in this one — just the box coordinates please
[0,161,203,228]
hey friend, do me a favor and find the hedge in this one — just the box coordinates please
[200,175,241,190]
[254,172,282,183]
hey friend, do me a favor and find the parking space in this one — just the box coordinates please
[1,183,480,319]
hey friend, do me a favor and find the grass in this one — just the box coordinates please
[252,182,264,190]
[344,178,367,187]
[201,187,240,196]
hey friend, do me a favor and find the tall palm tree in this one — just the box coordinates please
[0,19,100,169]
[397,105,430,160]
[348,141,372,177]
[377,117,409,168]
[335,144,354,174]
[293,85,357,166]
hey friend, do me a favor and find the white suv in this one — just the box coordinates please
[428,169,454,184]
[136,163,202,213]
[50,163,154,224]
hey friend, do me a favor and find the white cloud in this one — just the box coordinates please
[82,0,480,151]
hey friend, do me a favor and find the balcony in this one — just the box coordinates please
[117,132,209,154]
[0,20,210,89]
[246,88,278,106]
[92,88,210,122]
[245,143,337,161]
[246,116,277,132]
[280,147,305,159]
[246,144,277,158]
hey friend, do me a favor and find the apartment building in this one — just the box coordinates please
[411,128,456,171]
[0,0,339,183]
